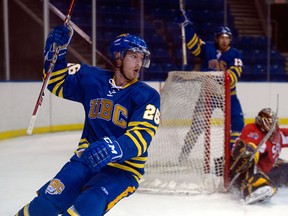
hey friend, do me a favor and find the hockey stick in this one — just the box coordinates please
[228,95,279,190]
[26,0,76,135]
[179,0,187,70]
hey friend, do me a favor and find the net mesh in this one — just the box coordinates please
[139,71,229,194]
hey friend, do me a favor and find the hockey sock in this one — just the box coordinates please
[16,195,61,216]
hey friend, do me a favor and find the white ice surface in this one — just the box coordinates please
[1,131,288,216]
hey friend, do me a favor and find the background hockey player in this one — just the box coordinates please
[230,108,288,204]
[175,10,244,162]
[16,24,160,215]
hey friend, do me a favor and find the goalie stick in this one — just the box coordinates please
[26,0,76,135]
[228,95,279,190]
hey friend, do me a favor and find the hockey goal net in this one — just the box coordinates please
[139,71,231,194]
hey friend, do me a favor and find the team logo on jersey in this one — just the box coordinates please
[45,178,65,195]
[247,132,259,140]
[89,98,128,128]
[107,90,117,97]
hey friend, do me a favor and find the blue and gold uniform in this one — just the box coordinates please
[16,28,160,216]
[47,62,160,182]
[183,23,244,148]
[185,26,243,97]
[176,12,245,162]
[42,62,160,215]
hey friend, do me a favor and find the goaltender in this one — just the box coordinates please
[230,108,288,204]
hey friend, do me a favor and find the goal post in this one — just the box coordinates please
[139,71,231,194]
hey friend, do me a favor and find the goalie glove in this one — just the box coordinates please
[44,25,73,62]
[230,140,260,174]
[77,137,123,173]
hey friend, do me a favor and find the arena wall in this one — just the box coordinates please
[0,81,287,140]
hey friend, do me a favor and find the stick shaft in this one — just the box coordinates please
[26,0,76,135]
[179,0,187,69]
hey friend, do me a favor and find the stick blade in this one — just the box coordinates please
[26,115,37,135]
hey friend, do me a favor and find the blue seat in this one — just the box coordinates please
[242,64,253,74]
[249,64,267,81]
[238,36,255,50]
[162,63,178,73]
[152,47,170,62]
[146,33,166,48]
[270,64,285,74]
[270,50,285,65]
[255,36,268,49]
[253,49,267,64]
[146,63,162,73]
[242,50,255,64]
[252,64,267,75]
[144,63,166,81]
[47,0,243,81]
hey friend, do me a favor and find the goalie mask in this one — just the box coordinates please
[255,108,278,134]
[109,33,151,68]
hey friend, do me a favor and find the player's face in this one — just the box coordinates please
[216,35,231,52]
[122,50,144,80]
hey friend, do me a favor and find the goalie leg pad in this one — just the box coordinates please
[244,185,276,204]
[241,172,277,204]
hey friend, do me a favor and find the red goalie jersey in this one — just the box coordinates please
[239,123,288,173]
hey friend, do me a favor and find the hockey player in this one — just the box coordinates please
[175,10,244,162]
[16,25,160,216]
[230,108,288,204]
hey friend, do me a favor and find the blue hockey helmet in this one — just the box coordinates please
[214,26,232,39]
[109,33,151,68]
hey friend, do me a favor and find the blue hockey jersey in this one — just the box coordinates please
[185,25,243,95]
[45,61,160,183]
